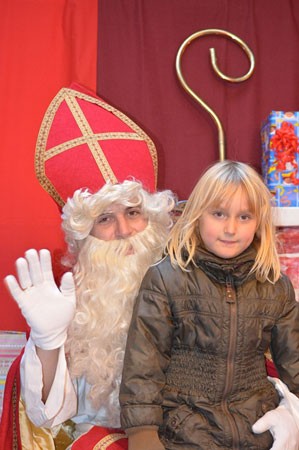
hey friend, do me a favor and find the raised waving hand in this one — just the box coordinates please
[5,249,76,350]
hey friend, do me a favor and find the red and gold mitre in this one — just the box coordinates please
[35,83,158,207]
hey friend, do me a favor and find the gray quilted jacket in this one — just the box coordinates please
[120,246,299,449]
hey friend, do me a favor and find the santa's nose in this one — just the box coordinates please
[115,216,133,239]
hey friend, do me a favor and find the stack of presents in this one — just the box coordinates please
[262,111,299,301]
[0,111,298,422]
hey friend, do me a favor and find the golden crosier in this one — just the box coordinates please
[175,29,255,161]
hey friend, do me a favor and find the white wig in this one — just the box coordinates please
[61,179,175,261]
[61,180,176,425]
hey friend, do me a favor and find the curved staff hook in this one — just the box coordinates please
[175,29,255,161]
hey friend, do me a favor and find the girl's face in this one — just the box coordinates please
[198,187,257,259]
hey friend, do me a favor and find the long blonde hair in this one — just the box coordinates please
[167,160,280,283]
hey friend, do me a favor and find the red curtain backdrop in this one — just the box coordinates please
[0,0,98,331]
[97,0,299,201]
[2,1,299,331]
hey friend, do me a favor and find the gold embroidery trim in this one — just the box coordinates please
[35,88,158,207]
[12,377,18,450]
[65,94,118,184]
[93,432,127,450]
[35,89,68,207]
[44,133,144,160]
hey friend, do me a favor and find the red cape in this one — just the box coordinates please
[0,348,24,449]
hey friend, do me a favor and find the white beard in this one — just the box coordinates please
[65,221,168,424]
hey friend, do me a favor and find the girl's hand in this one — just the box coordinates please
[127,428,165,450]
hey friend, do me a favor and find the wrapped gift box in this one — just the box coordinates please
[276,227,299,301]
[261,111,299,207]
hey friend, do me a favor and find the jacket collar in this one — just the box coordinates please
[191,245,257,286]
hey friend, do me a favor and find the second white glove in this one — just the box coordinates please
[252,397,299,450]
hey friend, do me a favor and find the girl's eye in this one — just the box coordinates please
[240,214,252,221]
[212,211,225,218]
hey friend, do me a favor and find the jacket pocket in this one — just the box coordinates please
[162,404,208,445]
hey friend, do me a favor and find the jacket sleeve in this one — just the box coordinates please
[20,337,78,427]
[120,263,174,430]
[271,275,299,395]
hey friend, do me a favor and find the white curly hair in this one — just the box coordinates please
[61,179,175,262]
[61,180,175,426]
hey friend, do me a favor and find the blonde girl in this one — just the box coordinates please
[168,160,280,282]
[120,161,299,450]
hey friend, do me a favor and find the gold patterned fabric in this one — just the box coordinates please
[19,399,76,450]
[19,398,55,449]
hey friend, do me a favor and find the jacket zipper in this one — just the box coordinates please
[221,272,240,450]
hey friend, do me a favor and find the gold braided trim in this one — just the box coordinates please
[44,133,144,161]
[66,88,158,180]
[35,90,68,206]
[12,377,18,450]
[93,432,127,450]
[65,94,118,184]
[35,88,158,207]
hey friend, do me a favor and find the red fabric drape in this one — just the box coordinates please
[97,0,299,201]
[0,349,24,449]
[2,1,299,330]
[0,0,98,331]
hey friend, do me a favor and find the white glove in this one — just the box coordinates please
[269,376,299,427]
[5,249,76,350]
[252,377,299,450]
